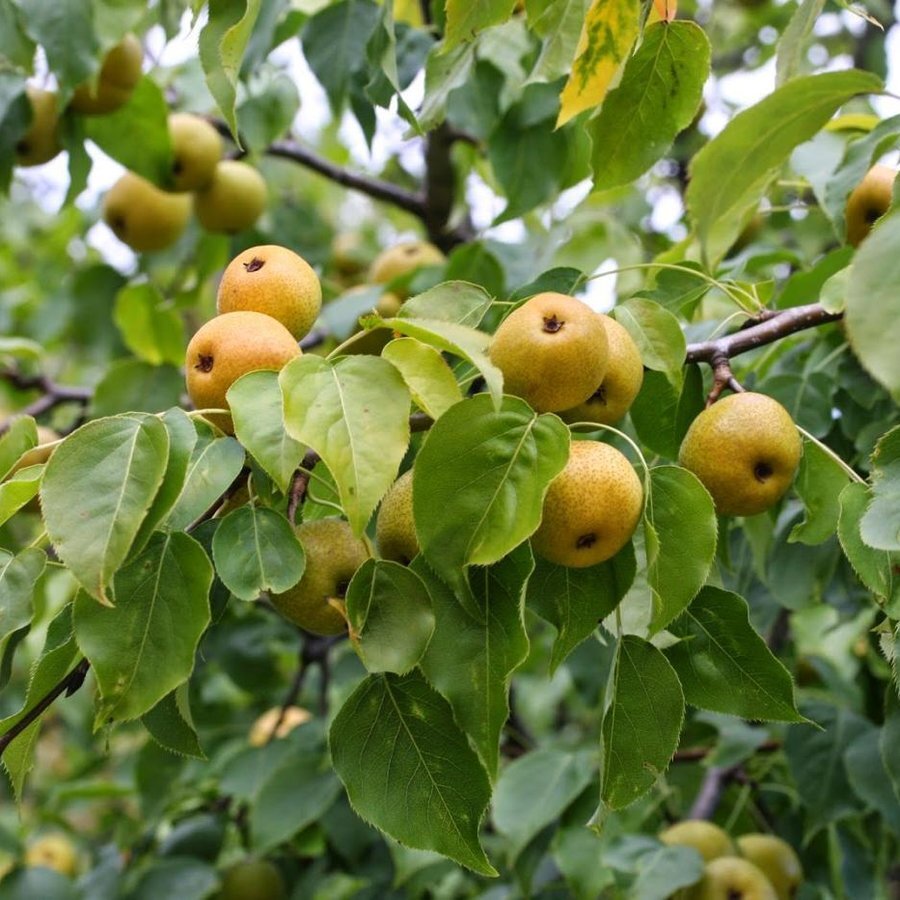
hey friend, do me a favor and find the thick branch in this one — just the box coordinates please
[0,658,91,759]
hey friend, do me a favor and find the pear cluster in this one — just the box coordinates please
[660,820,803,899]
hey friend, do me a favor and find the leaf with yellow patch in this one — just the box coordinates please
[557,0,640,127]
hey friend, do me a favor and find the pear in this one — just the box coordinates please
[678,392,802,517]
[489,292,609,413]
[270,518,370,635]
[185,311,300,433]
[168,113,222,192]
[690,857,778,900]
[375,470,418,564]
[531,440,642,568]
[559,314,643,426]
[71,34,143,115]
[24,834,79,877]
[845,163,897,247]
[194,160,267,234]
[331,231,370,277]
[15,87,61,167]
[369,240,445,300]
[736,834,802,900]
[216,245,322,340]
[219,858,287,900]
[102,171,192,253]
[248,706,311,747]
[660,820,736,862]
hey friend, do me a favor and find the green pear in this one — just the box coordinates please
[102,171,192,253]
[168,113,223,192]
[71,34,142,115]
[15,87,61,167]
[689,857,778,900]
[219,858,287,900]
[660,820,736,862]
[194,160,267,234]
[376,470,418,564]
[736,834,802,900]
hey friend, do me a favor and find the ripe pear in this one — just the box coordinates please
[375,470,418,564]
[270,518,370,635]
[660,820,736,863]
[845,163,897,247]
[690,857,778,900]
[248,706,311,747]
[24,834,78,877]
[736,834,802,900]
[490,292,609,413]
[185,311,300,433]
[376,291,403,318]
[216,245,322,340]
[219,858,287,900]
[678,392,802,517]
[559,314,643,426]
[531,440,642,568]
[194,160,267,234]
[168,113,222,192]
[369,240,445,300]
[102,171,192,253]
[71,34,143,115]
[15,87,62,167]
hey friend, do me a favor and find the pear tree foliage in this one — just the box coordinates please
[0,0,898,896]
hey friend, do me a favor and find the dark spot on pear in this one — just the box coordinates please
[196,354,214,373]
[543,315,564,334]
[336,580,350,598]
[589,384,608,406]
[110,214,126,236]
[15,140,29,155]
[865,207,882,224]
[172,158,184,176]
[727,891,742,900]
[576,533,597,549]
[404,246,417,255]
[244,256,265,272]
[754,461,773,482]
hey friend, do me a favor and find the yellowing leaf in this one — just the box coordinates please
[648,0,677,23]
[556,0,640,127]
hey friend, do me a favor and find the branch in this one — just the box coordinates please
[689,764,735,820]
[0,658,91,759]
[422,123,475,251]
[0,370,92,436]
[673,739,780,763]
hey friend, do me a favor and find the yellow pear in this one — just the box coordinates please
[102,171,192,253]
[845,163,897,247]
[219,858,287,900]
[24,834,79,877]
[559,314,643,426]
[15,87,61,167]
[194,160,267,234]
[736,834,802,900]
[489,292,609,413]
[270,518,370,635]
[248,706,311,747]
[531,440,642,568]
[168,113,222,192]
[690,857,778,900]
[216,245,322,340]
[71,34,143,115]
[375,470,418,564]
[660,820,736,863]
[369,240,445,300]
[678,392,802,517]
[185,311,300,433]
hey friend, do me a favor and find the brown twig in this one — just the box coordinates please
[0,658,91,759]
[673,739,781,763]
[0,370,92,436]
[689,764,736,820]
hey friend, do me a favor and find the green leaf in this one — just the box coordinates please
[839,482,899,615]
[444,0,515,50]
[20,0,97,89]
[165,432,245,532]
[365,1,419,130]
[85,79,174,186]
[860,425,900,551]
[92,361,185,418]
[228,373,305,493]
[762,371,834,438]
[614,299,686,389]
[526,545,636,673]
[493,748,594,861]
[280,354,411,536]
[630,845,706,900]
[113,283,184,366]
[302,0,381,114]
[0,606,78,797]
[0,0,36,71]
[789,439,851,545]
[382,338,463,421]
[666,587,806,722]
[212,506,305,602]
[330,670,497,876]
[645,466,717,634]
[629,366,705,460]
[127,859,219,900]
[881,692,900,808]
[590,22,709,190]
[371,313,503,407]
[142,684,205,759]
[600,635,684,810]
[412,396,569,593]
[0,416,37,481]
[775,0,825,86]
[527,0,590,83]
[346,559,434,675]
[416,545,532,777]
[0,867,79,900]
[419,41,476,132]
[845,211,900,400]
[844,728,900,832]
[199,0,262,142]
[399,281,493,328]
[74,532,213,724]
[687,69,883,263]
[0,465,42,525]
[41,416,170,604]
[0,548,44,651]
